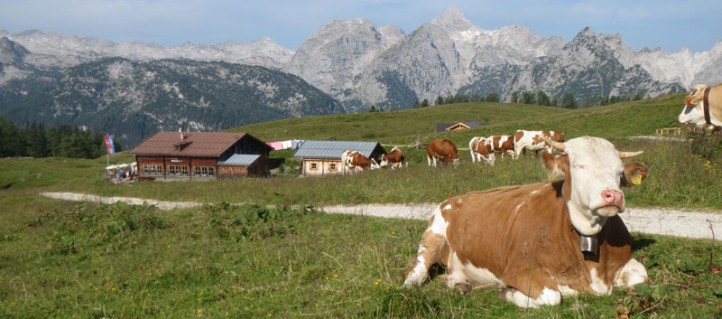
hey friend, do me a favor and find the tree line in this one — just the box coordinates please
[0,116,121,159]
[400,91,644,110]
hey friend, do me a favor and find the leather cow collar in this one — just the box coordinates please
[702,87,721,136]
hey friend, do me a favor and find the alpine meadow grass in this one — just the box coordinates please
[1,95,721,317]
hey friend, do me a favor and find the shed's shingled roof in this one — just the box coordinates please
[293,140,380,159]
[218,154,260,166]
[131,132,248,157]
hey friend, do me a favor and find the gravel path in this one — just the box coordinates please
[319,204,722,241]
[40,192,203,210]
[41,192,722,241]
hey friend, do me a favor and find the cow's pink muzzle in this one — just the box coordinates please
[597,189,624,215]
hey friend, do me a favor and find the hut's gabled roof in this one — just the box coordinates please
[131,131,260,157]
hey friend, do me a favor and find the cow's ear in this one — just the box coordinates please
[621,162,648,187]
[543,152,568,182]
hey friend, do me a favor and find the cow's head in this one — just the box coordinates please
[378,154,390,168]
[678,84,712,127]
[543,136,647,236]
[370,158,381,170]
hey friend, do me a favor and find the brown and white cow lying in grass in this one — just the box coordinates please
[341,150,380,174]
[426,139,460,167]
[678,83,722,131]
[403,136,648,308]
[468,136,495,166]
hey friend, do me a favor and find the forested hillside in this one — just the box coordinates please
[0,116,114,158]
[0,57,343,148]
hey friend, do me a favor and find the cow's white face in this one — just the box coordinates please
[678,85,722,127]
[378,155,390,168]
[559,137,637,235]
[678,103,706,126]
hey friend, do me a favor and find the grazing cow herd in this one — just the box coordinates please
[333,81,722,308]
[342,129,567,172]
[468,130,566,166]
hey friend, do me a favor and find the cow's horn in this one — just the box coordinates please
[618,151,643,159]
[542,136,565,152]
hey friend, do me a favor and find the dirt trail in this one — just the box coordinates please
[41,192,722,241]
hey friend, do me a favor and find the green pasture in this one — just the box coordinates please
[1,94,721,317]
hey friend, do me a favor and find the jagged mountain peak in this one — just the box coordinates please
[563,27,633,66]
[495,25,540,41]
[313,18,377,36]
[0,36,30,64]
[568,27,602,47]
[431,6,475,32]
[566,27,622,55]
[285,17,404,96]
[569,27,625,48]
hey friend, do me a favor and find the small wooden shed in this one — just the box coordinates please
[436,121,483,132]
[293,140,386,176]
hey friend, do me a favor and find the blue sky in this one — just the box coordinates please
[1,0,720,52]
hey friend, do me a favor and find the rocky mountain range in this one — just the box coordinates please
[1,7,721,145]
[0,52,343,146]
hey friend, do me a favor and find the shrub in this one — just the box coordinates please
[204,203,315,241]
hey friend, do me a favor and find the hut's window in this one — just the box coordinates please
[310,163,317,170]
[143,164,162,175]
[330,163,337,171]
[168,165,189,176]
[194,166,215,176]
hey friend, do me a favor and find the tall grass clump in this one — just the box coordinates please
[626,137,722,209]
[203,202,315,241]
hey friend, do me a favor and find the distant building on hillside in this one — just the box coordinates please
[293,140,386,176]
[436,121,483,132]
[131,131,273,180]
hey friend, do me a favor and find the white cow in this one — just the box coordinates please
[678,83,722,130]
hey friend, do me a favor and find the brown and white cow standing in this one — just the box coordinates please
[489,135,517,159]
[426,139,460,167]
[468,136,495,166]
[403,136,648,308]
[678,83,722,132]
[380,146,407,169]
[341,150,380,174]
[514,130,565,158]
